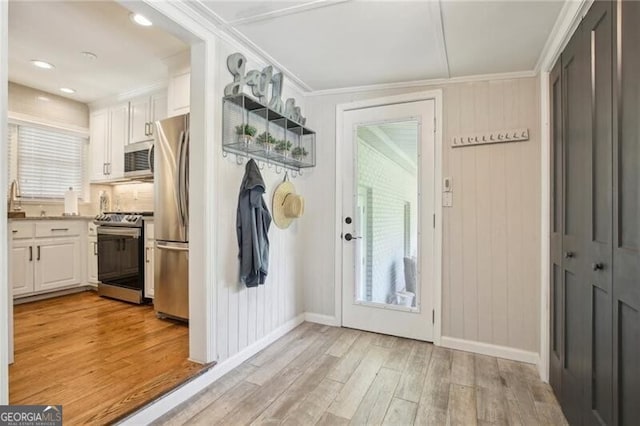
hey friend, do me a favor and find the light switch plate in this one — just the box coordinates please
[443,192,453,207]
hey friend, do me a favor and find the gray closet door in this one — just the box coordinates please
[614,1,640,424]
[560,20,591,426]
[584,2,614,424]
[549,58,564,396]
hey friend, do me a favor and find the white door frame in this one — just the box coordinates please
[334,90,443,345]
[1,0,9,405]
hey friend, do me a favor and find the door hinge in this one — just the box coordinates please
[432,309,435,324]
[433,214,436,228]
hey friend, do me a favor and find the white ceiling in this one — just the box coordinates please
[202,0,565,91]
[8,1,188,103]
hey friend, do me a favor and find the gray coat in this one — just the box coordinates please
[237,159,271,287]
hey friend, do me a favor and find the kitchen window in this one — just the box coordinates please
[7,122,88,200]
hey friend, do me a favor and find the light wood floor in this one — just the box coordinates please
[157,322,567,426]
[10,291,204,425]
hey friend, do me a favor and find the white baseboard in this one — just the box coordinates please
[440,336,540,366]
[118,313,305,425]
[304,312,340,326]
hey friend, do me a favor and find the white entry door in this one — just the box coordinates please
[342,99,436,341]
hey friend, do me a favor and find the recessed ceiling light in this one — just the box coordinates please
[129,13,152,27]
[60,88,76,94]
[31,60,54,69]
[81,51,98,60]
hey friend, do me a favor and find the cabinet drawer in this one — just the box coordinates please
[145,221,154,240]
[35,222,82,238]
[10,222,34,240]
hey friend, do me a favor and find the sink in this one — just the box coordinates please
[8,211,26,219]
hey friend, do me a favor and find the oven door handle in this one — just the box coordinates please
[97,227,141,238]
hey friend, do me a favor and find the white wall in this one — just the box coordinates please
[211,38,305,362]
[301,77,541,354]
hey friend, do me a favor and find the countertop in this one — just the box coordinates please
[8,215,96,221]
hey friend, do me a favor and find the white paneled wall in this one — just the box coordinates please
[212,39,305,363]
[301,77,541,354]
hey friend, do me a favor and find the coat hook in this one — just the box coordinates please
[298,168,303,176]
[236,155,244,165]
[222,151,228,158]
[259,161,265,170]
[275,165,282,174]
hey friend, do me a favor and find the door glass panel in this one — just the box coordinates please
[354,120,419,309]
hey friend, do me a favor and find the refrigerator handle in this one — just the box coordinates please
[180,130,189,235]
[175,130,186,233]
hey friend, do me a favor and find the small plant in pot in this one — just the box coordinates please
[274,140,292,156]
[235,124,257,145]
[256,132,277,151]
[291,146,309,161]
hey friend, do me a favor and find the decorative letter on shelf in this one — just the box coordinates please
[224,53,306,125]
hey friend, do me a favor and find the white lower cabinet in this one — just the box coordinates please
[10,220,86,298]
[11,240,34,297]
[88,223,98,284]
[145,221,155,299]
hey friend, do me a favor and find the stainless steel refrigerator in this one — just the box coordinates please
[154,113,189,321]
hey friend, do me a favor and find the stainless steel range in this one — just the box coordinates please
[94,212,152,304]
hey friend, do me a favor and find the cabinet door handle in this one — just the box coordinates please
[146,247,150,263]
[37,246,41,261]
[12,230,18,234]
[93,242,98,256]
[103,163,107,175]
[148,122,153,136]
[51,228,69,232]
[29,246,33,262]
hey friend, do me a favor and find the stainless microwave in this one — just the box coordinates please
[124,141,154,179]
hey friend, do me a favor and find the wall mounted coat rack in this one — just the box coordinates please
[451,128,529,148]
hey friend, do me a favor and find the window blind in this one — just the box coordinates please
[17,125,86,199]
[7,124,17,189]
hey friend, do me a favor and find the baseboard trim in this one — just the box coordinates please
[440,336,540,365]
[118,313,305,425]
[304,312,340,326]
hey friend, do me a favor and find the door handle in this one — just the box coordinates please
[592,263,604,271]
[564,251,574,259]
[29,246,33,262]
[37,246,41,261]
[344,233,362,241]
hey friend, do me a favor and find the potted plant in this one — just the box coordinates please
[291,146,308,161]
[274,140,292,156]
[256,132,277,151]
[235,124,257,145]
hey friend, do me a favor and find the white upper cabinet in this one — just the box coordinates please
[128,92,168,145]
[168,71,190,117]
[90,103,128,182]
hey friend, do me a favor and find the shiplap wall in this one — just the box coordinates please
[212,39,305,362]
[300,77,540,353]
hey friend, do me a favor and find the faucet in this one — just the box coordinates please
[8,179,21,212]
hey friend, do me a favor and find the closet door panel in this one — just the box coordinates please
[614,1,640,424]
[560,22,591,426]
[549,59,564,395]
[585,2,614,424]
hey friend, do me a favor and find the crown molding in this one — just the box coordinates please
[305,70,538,97]
[88,80,167,111]
[534,0,593,72]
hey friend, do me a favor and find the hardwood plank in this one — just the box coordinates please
[155,363,257,425]
[450,350,475,387]
[249,322,313,367]
[9,292,203,425]
[326,331,374,383]
[474,354,502,391]
[448,384,477,426]
[415,346,452,424]
[476,386,508,425]
[381,397,417,425]
[281,378,343,426]
[349,367,400,425]
[327,344,389,419]
[382,336,413,371]
[395,341,432,402]
[325,327,359,357]
[316,412,350,426]
[183,381,259,425]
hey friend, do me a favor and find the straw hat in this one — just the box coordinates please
[272,180,305,229]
